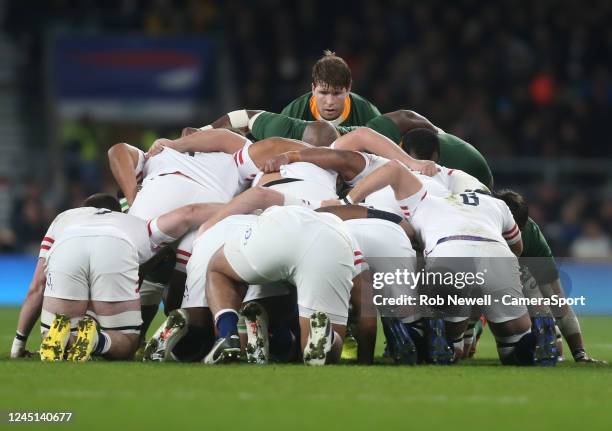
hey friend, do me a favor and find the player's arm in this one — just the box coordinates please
[11,258,46,358]
[264,147,365,180]
[108,143,143,206]
[331,127,437,176]
[210,109,263,131]
[181,109,265,137]
[501,204,523,256]
[197,187,288,234]
[537,278,603,363]
[149,129,248,157]
[347,159,424,204]
[149,202,225,249]
[350,270,377,364]
[247,138,312,169]
[445,169,489,194]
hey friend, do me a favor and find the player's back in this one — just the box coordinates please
[44,207,151,262]
[437,133,493,189]
[412,192,514,253]
[254,161,339,201]
[145,147,241,201]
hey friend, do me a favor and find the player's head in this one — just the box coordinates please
[401,128,440,162]
[83,193,121,212]
[302,121,341,147]
[311,50,352,121]
[495,189,529,230]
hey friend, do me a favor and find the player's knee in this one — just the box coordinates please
[496,330,535,365]
[302,121,339,147]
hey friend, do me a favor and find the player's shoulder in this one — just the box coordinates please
[281,92,311,115]
[521,217,553,257]
[59,207,98,218]
[522,217,543,237]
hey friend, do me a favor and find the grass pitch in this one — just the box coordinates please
[1,308,611,430]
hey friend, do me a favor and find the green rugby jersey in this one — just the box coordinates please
[519,217,559,285]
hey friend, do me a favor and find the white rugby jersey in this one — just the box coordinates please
[409,192,521,255]
[135,146,241,201]
[252,162,339,201]
[347,153,486,215]
[39,207,153,264]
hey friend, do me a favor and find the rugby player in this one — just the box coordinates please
[201,204,369,366]
[263,144,485,363]
[210,112,492,190]
[12,193,221,361]
[281,50,380,127]
[107,130,252,345]
[144,186,376,365]
[341,159,559,365]
[497,190,605,363]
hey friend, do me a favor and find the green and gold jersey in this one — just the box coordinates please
[281,92,381,127]
[519,217,559,285]
[437,133,493,190]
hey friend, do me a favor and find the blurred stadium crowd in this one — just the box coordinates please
[0,0,611,257]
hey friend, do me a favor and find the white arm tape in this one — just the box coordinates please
[228,110,250,128]
[147,218,177,249]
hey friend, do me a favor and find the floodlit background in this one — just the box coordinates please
[0,0,610,305]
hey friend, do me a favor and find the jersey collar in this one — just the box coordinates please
[309,95,351,126]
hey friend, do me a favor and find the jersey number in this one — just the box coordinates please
[460,192,480,206]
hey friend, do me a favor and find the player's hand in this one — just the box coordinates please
[320,199,342,207]
[264,153,291,173]
[181,127,199,137]
[416,160,438,176]
[10,338,36,359]
[146,138,173,159]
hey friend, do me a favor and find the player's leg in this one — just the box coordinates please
[488,312,535,365]
[481,246,557,365]
[423,244,476,364]
[242,283,296,364]
[80,299,142,360]
[294,225,355,365]
[39,237,91,361]
[299,315,346,365]
[444,319,470,361]
[66,236,142,361]
[203,246,250,363]
[348,270,377,364]
[40,298,88,361]
[173,307,215,361]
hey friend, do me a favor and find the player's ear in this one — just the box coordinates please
[311,83,316,94]
[346,82,352,94]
